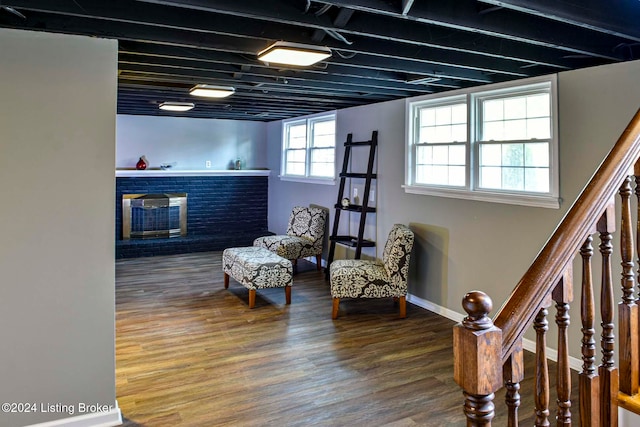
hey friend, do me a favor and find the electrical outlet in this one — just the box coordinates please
[205,160,211,168]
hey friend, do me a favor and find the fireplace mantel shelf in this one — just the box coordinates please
[116,169,270,178]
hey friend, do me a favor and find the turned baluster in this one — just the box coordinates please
[503,342,524,427]
[534,299,552,427]
[553,269,573,426]
[598,206,619,427]
[634,162,640,384]
[620,175,639,395]
[579,235,600,426]
[454,291,502,427]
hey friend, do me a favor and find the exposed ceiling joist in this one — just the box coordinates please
[478,0,640,41]
[401,0,414,16]
[1,0,636,120]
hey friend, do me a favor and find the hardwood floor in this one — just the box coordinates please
[116,251,578,426]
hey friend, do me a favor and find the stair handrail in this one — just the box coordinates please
[494,108,640,361]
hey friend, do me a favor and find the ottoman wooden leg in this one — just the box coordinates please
[399,296,407,319]
[248,289,256,308]
[315,254,322,271]
[224,272,229,289]
[285,285,291,305]
[332,298,340,319]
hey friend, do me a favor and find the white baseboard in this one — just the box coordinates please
[407,293,582,372]
[26,401,122,427]
[407,294,466,323]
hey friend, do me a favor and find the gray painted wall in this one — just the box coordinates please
[265,120,341,262]
[0,29,118,425]
[265,114,383,262]
[266,59,640,359]
[3,24,637,427]
[116,115,267,171]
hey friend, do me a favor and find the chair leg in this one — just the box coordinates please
[316,254,322,271]
[332,298,340,319]
[224,272,229,289]
[248,289,256,309]
[285,285,291,305]
[399,295,406,319]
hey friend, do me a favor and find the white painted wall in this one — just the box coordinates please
[116,115,267,170]
[0,29,119,425]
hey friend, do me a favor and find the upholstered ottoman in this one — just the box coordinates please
[222,246,293,308]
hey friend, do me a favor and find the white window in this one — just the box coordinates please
[413,96,467,187]
[405,76,558,208]
[281,113,336,183]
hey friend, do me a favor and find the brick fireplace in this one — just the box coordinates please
[115,170,271,258]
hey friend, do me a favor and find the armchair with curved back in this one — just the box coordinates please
[253,206,328,271]
[329,224,415,319]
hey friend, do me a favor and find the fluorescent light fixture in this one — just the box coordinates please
[257,41,331,66]
[189,84,235,98]
[159,102,195,112]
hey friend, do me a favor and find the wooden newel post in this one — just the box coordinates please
[454,291,503,426]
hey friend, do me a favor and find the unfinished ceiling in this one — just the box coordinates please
[1,0,639,121]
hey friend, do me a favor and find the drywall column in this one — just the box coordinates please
[0,29,119,426]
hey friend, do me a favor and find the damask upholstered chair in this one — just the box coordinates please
[330,224,415,319]
[253,206,328,271]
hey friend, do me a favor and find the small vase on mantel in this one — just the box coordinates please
[136,156,148,170]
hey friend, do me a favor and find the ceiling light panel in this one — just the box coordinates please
[258,41,331,66]
[159,102,195,112]
[189,84,235,98]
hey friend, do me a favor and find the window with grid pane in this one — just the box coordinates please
[309,118,335,178]
[414,100,467,186]
[405,76,558,208]
[284,121,307,176]
[478,90,551,193]
[282,113,336,181]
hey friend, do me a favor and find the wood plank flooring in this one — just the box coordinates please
[116,251,579,426]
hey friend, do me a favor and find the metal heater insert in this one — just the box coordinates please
[122,193,187,239]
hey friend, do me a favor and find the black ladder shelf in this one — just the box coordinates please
[325,131,378,279]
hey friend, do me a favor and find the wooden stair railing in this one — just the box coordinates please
[454,108,640,426]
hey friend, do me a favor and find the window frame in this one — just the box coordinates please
[405,75,559,209]
[411,94,468,189]
[280,112,336,184]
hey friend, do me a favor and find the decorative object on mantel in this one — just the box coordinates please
[160,162,177,170]
[136,156,148,170]
[235,158,242,170]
